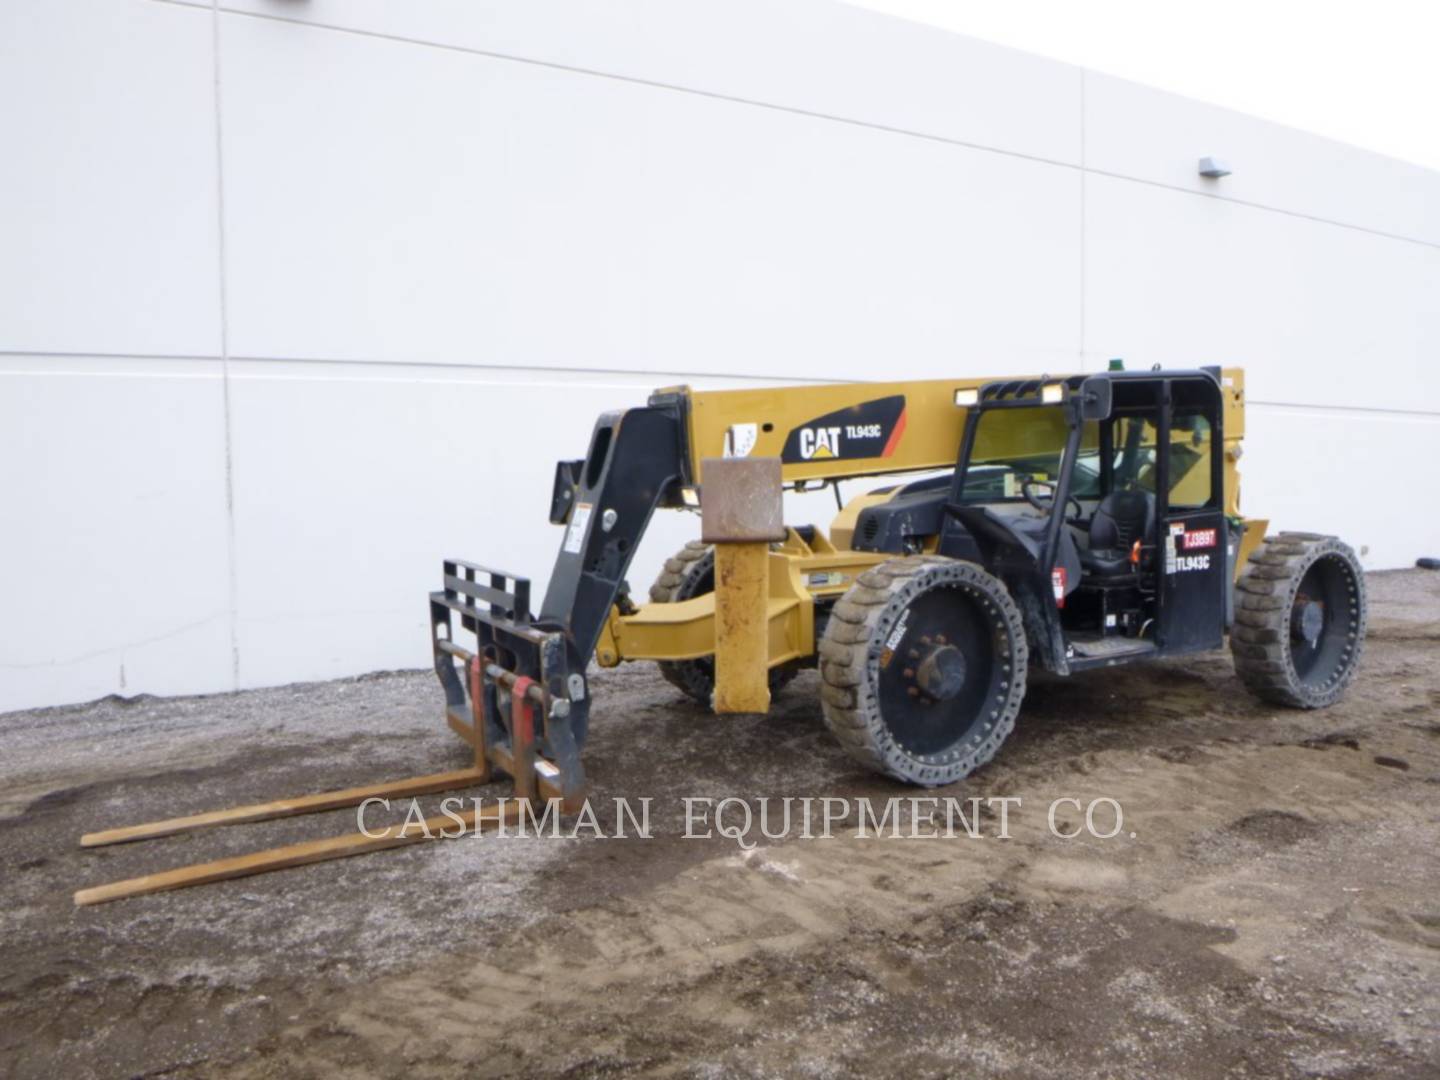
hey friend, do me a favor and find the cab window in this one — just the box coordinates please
[1110,413,1212,508]
[962,408,1099,503]
[1167,413,1214,508]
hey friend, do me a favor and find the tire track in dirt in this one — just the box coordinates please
[227,731,1439,1078]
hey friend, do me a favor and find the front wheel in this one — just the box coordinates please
[819,555,1028,786]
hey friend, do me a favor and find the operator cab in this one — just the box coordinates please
[935,371,1229,673]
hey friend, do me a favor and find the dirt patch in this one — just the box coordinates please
[2,569,1439,1078]
[1225,809,1322,848]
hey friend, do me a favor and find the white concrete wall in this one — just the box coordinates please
[3,0,1437,712]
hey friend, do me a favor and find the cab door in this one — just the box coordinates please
[1153,385,1228,654]
[1158,511,1227,653]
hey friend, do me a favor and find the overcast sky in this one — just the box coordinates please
[843,0,1440,173]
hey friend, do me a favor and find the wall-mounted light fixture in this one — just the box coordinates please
[1198,156,1232,178]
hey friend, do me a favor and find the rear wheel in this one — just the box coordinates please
[648,541,796,706]
[1231,533,1367,708]
[819,555,1028,786]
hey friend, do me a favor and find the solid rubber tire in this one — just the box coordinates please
[1231,533,1367,708]
[818,554,1028,786]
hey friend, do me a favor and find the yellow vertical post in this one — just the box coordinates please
[712,543,771,713]
[701,457,785,714]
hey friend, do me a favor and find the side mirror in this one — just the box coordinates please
[1076,377,1112,421]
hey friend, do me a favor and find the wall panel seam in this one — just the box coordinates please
[152,0,1079,171]
[1085,167,1440,251]
[150,0,1440,252]
[1247,400,1440,420]
[211,0,242,690]
[5,350,1437,413]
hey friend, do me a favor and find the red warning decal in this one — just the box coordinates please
[1051,566,1067,608]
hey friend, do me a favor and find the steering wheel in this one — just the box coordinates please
[1021,478,1084,523]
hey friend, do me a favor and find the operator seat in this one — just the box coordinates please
[1079,490,1155,577]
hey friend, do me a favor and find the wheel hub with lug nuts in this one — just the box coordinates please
[903,634,968,704]
[1291,597,1324,648]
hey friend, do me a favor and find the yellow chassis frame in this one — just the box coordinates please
[597,518,1268,671]
[595,527,890,669]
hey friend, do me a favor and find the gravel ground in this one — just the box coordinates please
[1,569,1438,1078]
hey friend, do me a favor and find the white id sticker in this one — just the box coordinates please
[564,503,592,554]
[885,610,910,651]
[723,422,758,458]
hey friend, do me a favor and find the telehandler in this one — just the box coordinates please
[74,365,1368,904]
[431,366,1367,799]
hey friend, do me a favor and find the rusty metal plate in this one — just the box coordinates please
[700,456,785,543]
